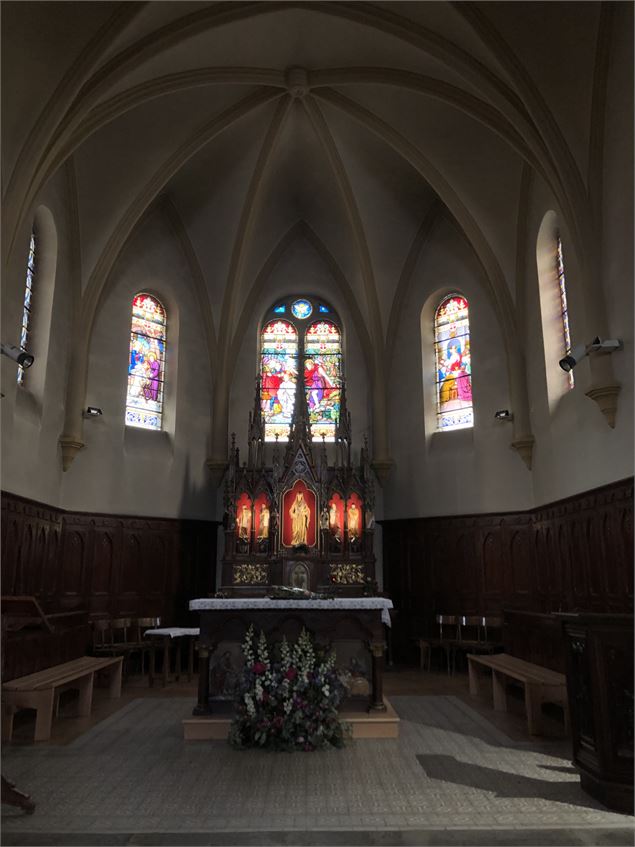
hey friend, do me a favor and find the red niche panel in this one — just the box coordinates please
[346,493,363,540]
[328,493,345,541]
[235,493,252,540]
[282,481,316,548]
[254,493,271,541]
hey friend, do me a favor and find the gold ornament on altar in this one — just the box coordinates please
[233,563,269,585]
[329,563,365,585]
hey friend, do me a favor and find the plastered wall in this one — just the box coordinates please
[383,217,534,519]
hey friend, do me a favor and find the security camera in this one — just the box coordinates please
[1,343,34,368]
[494,410,513,421]
[559,343,589,373]
[83,406,103,418]
[559,337,623,372]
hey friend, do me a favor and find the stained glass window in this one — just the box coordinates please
[261,320,298,441]
[273,303,286,314]
[125,293,166,430]
[318,304,330,313]
[17,229,36,385]
[304,320,341,442]
[556,233,574,389]
[291,299,312,320]
[434,294,473,430]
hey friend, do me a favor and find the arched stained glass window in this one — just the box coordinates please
[304,320,341,442]
[261,320,298,441]
[17,228,36,385]
[434,294,473,430]
[556,233,574,389]
[125,293,166,430]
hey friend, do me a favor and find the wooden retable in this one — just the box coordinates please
[189,597,393,715]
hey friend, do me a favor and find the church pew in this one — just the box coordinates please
[467,652,568,736]
[2,655,122,742]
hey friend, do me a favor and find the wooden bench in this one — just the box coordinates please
[2,655,122,742]
[467,652,568,736]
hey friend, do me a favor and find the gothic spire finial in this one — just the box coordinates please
[336,380,352,466]
[285,353,314,466]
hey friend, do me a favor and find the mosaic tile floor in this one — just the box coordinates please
[2,696,633,844]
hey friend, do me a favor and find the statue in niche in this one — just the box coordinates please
[320,506,329,531]
[289,491,310,546]
[257,502,270,541]
[329,501,341,540]
[237,504,251,541]
[347,503,360,541]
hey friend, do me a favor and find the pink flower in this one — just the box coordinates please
[285,667,297,681]
[253,662,266,674]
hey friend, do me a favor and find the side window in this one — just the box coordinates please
[125,293,167,430]
[555,232,574,389]
[434,294,473,430]
[17,228,36,385]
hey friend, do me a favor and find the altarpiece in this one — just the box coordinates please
[220,362,377,597]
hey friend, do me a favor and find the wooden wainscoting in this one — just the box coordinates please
[1,492,218,625]
[381,478,633,663]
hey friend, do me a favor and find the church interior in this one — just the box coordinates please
[1,1,633,845]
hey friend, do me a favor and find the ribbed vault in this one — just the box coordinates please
[1,1,620,476]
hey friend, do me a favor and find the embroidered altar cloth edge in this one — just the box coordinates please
[189,597,394,627]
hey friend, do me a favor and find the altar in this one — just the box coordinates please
[185,597,399,740]
[189,597,393,714]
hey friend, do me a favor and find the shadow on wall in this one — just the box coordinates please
[177,457,212,519]
[176,459,218,620]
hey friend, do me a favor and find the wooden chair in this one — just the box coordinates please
[454,615,504,670]
[129,617,162,676]
[91,618,136,677]
[419,615,460,674]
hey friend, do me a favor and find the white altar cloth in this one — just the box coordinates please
[189,597,394,627]
[144,627,200,638]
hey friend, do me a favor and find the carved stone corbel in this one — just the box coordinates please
[586,384,621,428]
[371,457,394,486]
[510,436,534,471]
[59,437,84,472]
[206,458,228,488]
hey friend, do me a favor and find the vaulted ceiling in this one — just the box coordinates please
[3,1,612,467]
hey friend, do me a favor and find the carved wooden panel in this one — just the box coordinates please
[1,491,218,625]
[510,529,531,597]
[482,530,503,597]
[59,528,87,608]
[381,477,633,661]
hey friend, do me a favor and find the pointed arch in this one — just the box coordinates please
[433,293,474,430]
[536,211,575,409]
[125,293,167,431]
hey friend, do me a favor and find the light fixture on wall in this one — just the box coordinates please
[83,406,103,418]
[494,409,513,421]
[1,342,34,368]
[559,337,623,373]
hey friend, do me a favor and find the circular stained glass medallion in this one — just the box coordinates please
[291,299,313,320]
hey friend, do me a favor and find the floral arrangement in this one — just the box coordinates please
[229,625,349,751]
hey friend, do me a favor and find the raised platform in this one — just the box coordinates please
[182,697,400,740]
